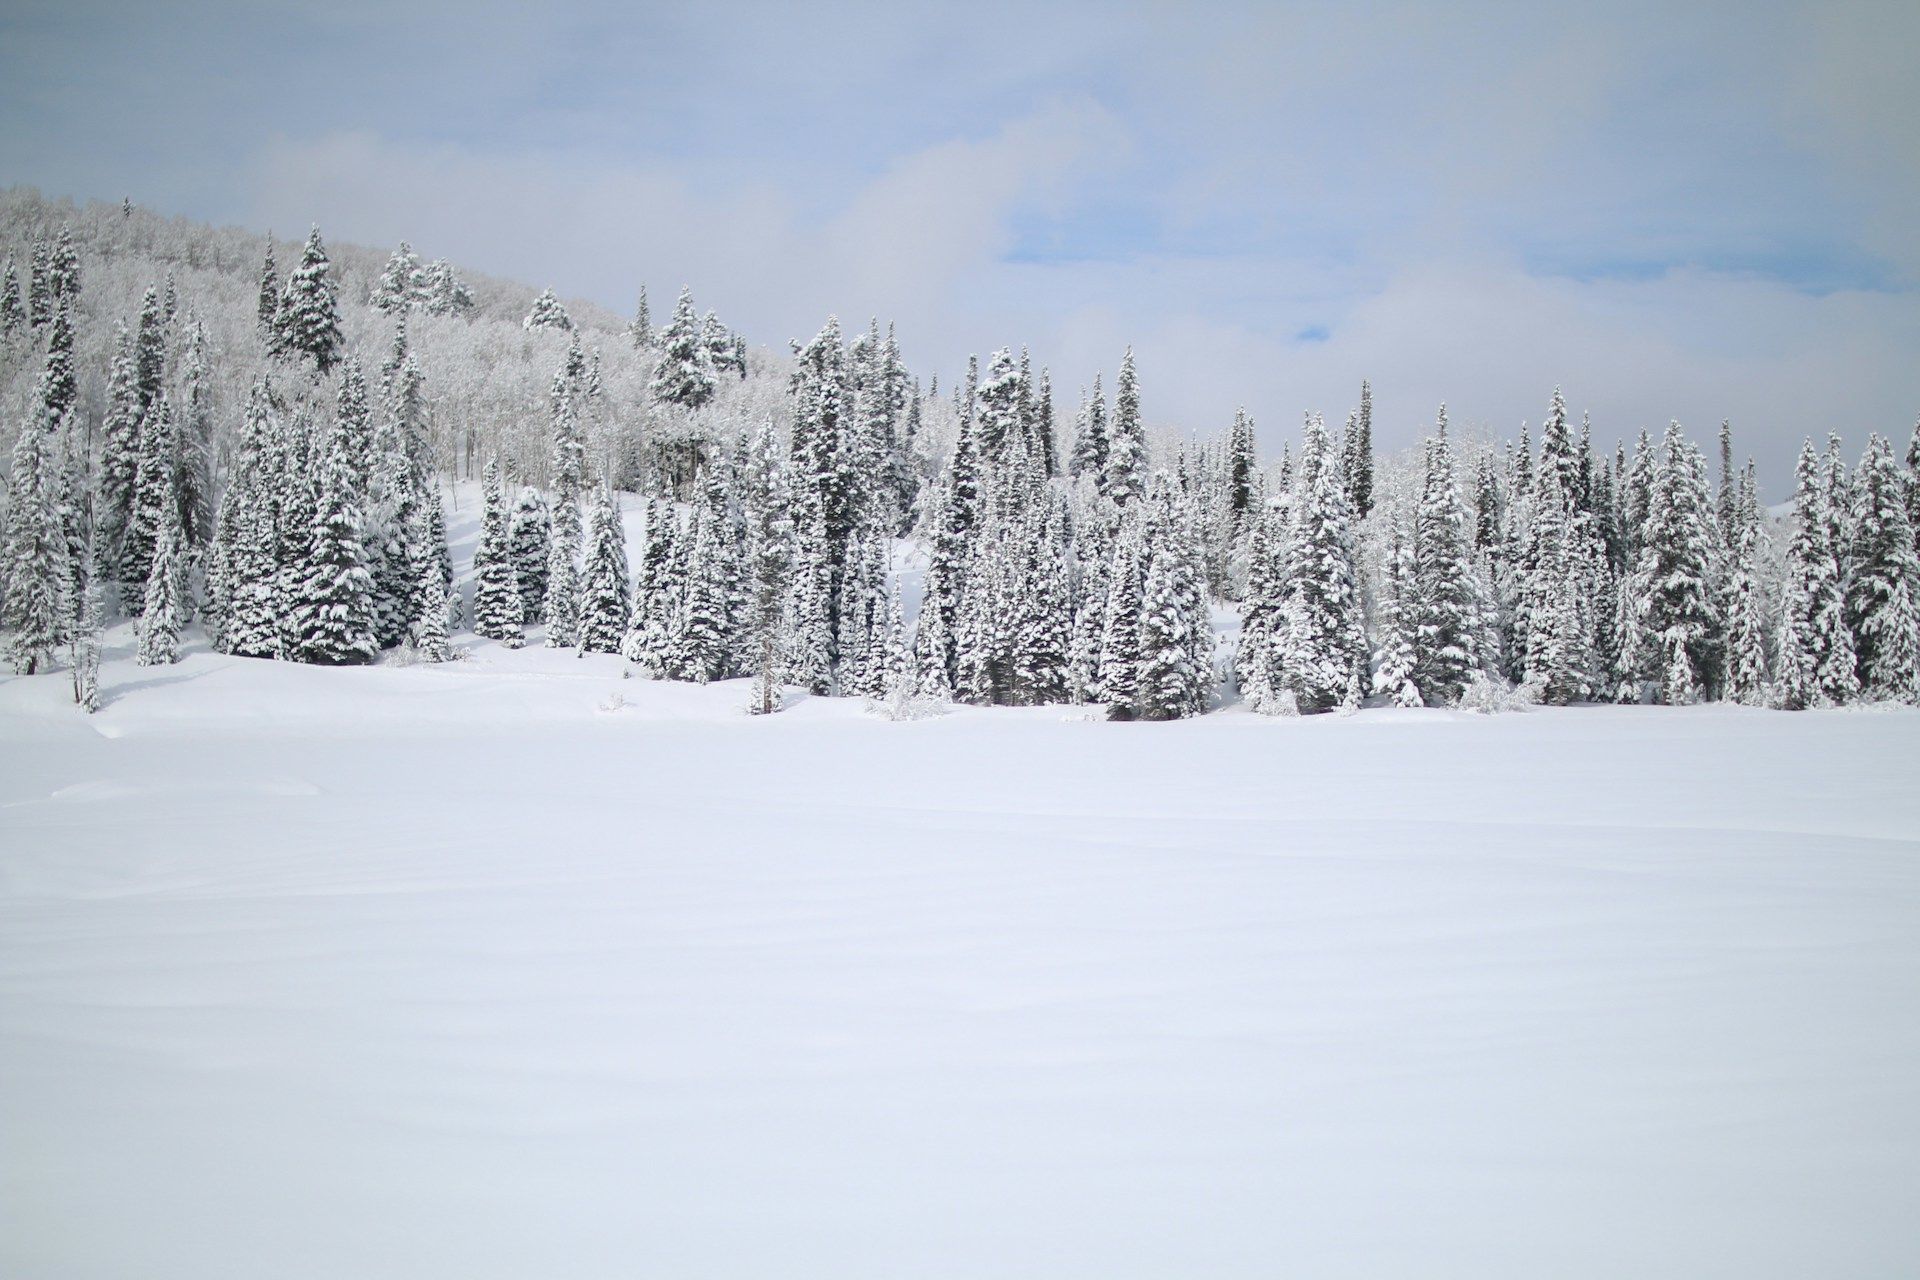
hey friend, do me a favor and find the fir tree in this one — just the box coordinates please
[413,558,454,663]
[472,459,524,646]
[1136,545,1202,720]
[627,286,653,350]
[1279,415,1367,712]
[1846,434,1920,702]
[1374,525,1423,707]
[649,286,717,409]
[1721,465,1772,705]
[508,487,552,622]
[419,259,473,315]
[1070,373,1109,481]
[70,566,104,711]
[270,227,343,377]
[135,509,185,666]
[256,238,279,333]
[672,506,733,681]
[1777,439,1854,709]
[1410,408,1480,703]
[0,258,23,335]
[543,502,581,649]
[372,243,425,313]
[292,412,379,666]
[121,397,181,604]
[577,493,630,654]
[1098,521,1146,717]
[523,287,574,331]
[1105,348,1146,506]
[3,377,71,673]
[175,318,215,545]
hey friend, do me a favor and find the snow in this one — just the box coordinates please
[3,640,1919,1278]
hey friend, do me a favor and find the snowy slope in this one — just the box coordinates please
[2,642,1918,1279]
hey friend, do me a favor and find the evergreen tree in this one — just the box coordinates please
[1721,464,1772,705]
[1070,373,1109,481]
[1105,348,1146,506]
[121,397,181,604]
[1136,544,1202,720]
[472,459,524,647]
[419,259,473,315]
[1847,434,1920,702]
[41,298,77,422]
[1278,415,1367,712]
[175,317,215,545]
[3,377,71,673]
[291,408,380,666]
[413,557,454,663]
[1098,520,1146,717]
[270,227,343,377]
[256,238,280,333]
[523,287,574,331]
[1777,439,1855,709]
[1374,525,1423,707]
[577,493,630,654]
[27,239,49,326]
[135,509,185,666]
[672,506,733,681]
[1350,380,1375,518]
[1410,409,1480,703]
[48,225,80,307]
[372,243,426,313]
[508,487,552,621]
[0,258,23,335]
[627,286,653,350]
[649,286,717,409]
[71,565,103,711]
[542,504,581,649]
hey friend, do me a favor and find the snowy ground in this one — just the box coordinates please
[3,636,1919,1279]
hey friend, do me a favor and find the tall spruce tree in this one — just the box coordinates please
[649,286,717,409]
[135,509,185,667]
[270,227,343,378]
[1105,348,1146,506]
[3,375,72,673]
[1846,434,1920,702]
[472,459,524,647]
[577,492,630,654]
[292,411,379,666]
[1410,408,1480,703]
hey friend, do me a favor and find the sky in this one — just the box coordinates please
[3,0,1917,488]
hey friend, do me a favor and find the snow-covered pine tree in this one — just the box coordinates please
[70,565,103,711]
[292,410,379,666]
[649,286,717,409]
[780,501,834,695]
[472,459,523,647]
[508,487,552,622]
[270,227,343,378]
[1846,434,1920,702]
[419,259,473,316]
[1135,542,1201,720]
[1098,517,1146,718]
[0,258,23,335]
[1350,380,1376,518]
[627,286,653,350]
[256,238,279,333]
[1278,414,1367,712]
[523,287,573,331]
[121,396,182,606]
[1776,439,1854,709]
[1721,463,1772,705]
[1410,408,1480,704]
[413,557,454,663]
[672,506,733,681]
[175,317,215,545]
[135,508,185,666]
[3,375,72,674]
[1374,524,1423,707]
[1105,348,1146,506]
[48,225,80,307]
[371,243,426,313]
[542,508,581,649]
[577,492,630,655]
[1069,373,1109,483]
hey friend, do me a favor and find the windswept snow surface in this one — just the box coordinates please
[3,641,1918,1279]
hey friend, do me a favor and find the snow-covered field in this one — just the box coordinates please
[3,641,1918,1279]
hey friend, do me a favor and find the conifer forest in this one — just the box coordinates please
[3,190,1915,716]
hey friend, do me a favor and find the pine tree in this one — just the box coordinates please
[419,259,473,315]
[1847,434,1920,702]
[1279,415,1367,712]
[1374,525,1423,707]
[523,287,574,331]
[649,286,717,409]
[371,243,425,313]
[122,397,181,605]
[577,493,630,654]
[135,509,185,666]
[673,507,733,681]
[1722,465,1772,705]
[292,411,379,666]
[1105,348,1146,506]
[27,239,50,327]
[1136,545,1201,720]
[1410,408,1480,703]
[40,297,77,423]
[627,286,653,350]
[70,566,103,711]
[3,376,72,673]
[1070,373,1109,482]
[1777,439,1854,709]
[48,225,80,306]
[0,258,23,335]
[508,487,552,621]
[1350,380,1375,518]
[1098,521,1146,717]
[413,557,454,662]
[175,318,215,545]
[256,238,280,332]
[270,227,343,377]
[542,503,581,649]
[472,459,524,646]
